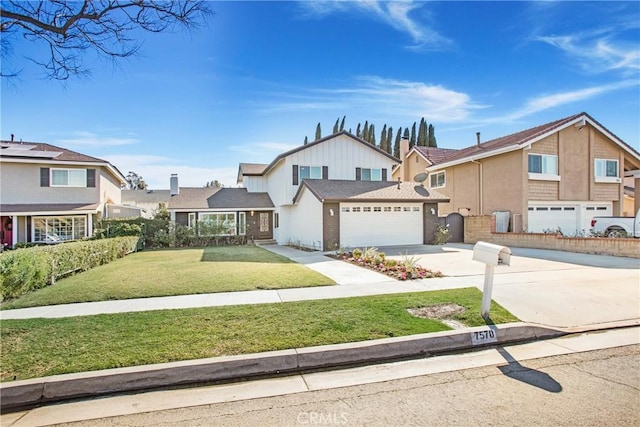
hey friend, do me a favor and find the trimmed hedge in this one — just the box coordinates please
[0,236,140,301]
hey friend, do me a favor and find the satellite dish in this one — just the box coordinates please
[414,172,428,186]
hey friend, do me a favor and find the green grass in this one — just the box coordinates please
[0,288,518,381]
[1,246,335,309]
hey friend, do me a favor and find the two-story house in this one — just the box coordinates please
[236,131,449,249]
[0,139,127,248]
[419,112,640,235]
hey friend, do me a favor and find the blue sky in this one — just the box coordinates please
[2,1,639,188]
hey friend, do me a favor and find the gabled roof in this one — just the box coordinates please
[121,189,171,204]
[0,140,127,184]
[413,146,459,165]
[237,163,269,184]
[0,203,100,215]
[427,112,640,170]
[168,187,274,211]
[293,179,449,204]
[238,131,400,181]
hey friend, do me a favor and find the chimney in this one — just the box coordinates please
[170,174,179,196]
[476,132,481,147]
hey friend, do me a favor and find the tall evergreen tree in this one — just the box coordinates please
[356,123,361,138]
[386,126,394,154]
[428,124,437,147]
[304,136,308,145]
[315,123,322,141]
[333,118,339,134]
[410,122,417,149]
[339,115,346,131]
[394,128,402,158]
[403,128,410,140]
[418,118,427,146]
[369,124,376,145]
[363,120,370,142]
[380,124,387,150]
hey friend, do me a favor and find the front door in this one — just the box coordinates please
[1,216,13,248]
[258,212,271,239]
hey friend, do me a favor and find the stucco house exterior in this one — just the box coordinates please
[415,112,640,235]
[0,139,127,248]
[236,131,449,249]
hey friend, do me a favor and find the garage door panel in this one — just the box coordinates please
[528,203,612,235]
[341,203,422,247]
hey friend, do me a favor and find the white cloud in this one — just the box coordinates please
[299,1,452,50]
[536,31,640,75]
[103,154,239,189]
[264,76,482,123]
[56,131,138,147]
[492,80,638,122]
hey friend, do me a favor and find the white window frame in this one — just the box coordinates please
[274,212,279,229]
[198,212,239,236]
[528,154,560,181]
[51,168,87,187]
[430,171,446,188]
[33,215,87,243]
[300,166,322,181]
[594,159,620,183]
[361,168,382,182]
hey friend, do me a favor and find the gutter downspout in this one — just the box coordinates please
[471,158,483,215]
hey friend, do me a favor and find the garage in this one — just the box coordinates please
[528,202,612,235]
[340,202,423,247]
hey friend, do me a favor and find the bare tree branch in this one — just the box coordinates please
[0,1,212,80]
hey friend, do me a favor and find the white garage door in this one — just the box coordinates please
[528,205,578,234]
[340,203,423,247]
[528,203,613,235]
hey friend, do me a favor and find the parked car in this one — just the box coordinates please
[590,209,640,238]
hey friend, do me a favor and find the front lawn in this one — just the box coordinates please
[0,288,518,381]
[1,246,335,309]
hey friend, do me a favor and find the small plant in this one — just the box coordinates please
[352,248,363,259]
[332,248,442,281]
[433,224,450,245]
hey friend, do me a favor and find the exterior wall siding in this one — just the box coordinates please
[323,202,340,251]
[243,176,268,193]
[528,181,559,200]
[288,188,323,249]
[593,183,620,201]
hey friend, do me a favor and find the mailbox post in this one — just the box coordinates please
[472,241,511,318]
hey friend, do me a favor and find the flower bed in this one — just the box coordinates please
[333,247,443,281]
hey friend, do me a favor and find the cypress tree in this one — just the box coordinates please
[380,124,387,150]
[428,124,437,147]
[410,122,417,149]
[403,128,410,140]
[418,118,427,146]
[394,128,402,158]
[315,123,321,141]
[386,126,393,154]
[363,120,369,141]
[369,124,376,145]
[340,115,346,131]
[304,136,308,145]
[356,123,361,138]
[333,118,339,134]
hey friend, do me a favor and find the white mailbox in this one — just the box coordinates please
[472,241,512,318]
[472,242,511,267]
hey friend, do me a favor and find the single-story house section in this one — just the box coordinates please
[120,189,171,219]
[167,184,275,241]
[290,179,449,249]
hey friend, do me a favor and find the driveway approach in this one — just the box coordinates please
[378,244,640,329]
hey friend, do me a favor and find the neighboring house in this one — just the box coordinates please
[237,131,449,249]
[392,144,458,183]
[0,139,127,247]
[121,189,171,218]
[421,112,640,235]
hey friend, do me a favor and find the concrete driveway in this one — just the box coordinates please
[378,244,640,328]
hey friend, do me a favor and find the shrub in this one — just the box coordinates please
[0,236,139,301]
[433,224,450,245]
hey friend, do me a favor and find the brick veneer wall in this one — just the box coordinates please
[464,215,639,258]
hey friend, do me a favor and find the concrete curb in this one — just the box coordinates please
[0,321,569,412]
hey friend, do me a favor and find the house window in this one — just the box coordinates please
[238,212,246,235]
[33,216,86,243]
[394,207,401,212]
[352,207,361,212]
[51,168,86,187]
[341,207,350,213]
[360,168,382,181]
[374,207,381,212]
[198,213,237,236]
[412,207,420,212]
[188,213,196,228]
[528,154,558,175]
[430,171,446,188]
[384,207,391,212]
[594,159,619,182]
[300,166,322,181]
[403,207,411,212]
[363,207,372,212]
[274,212,279,228]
